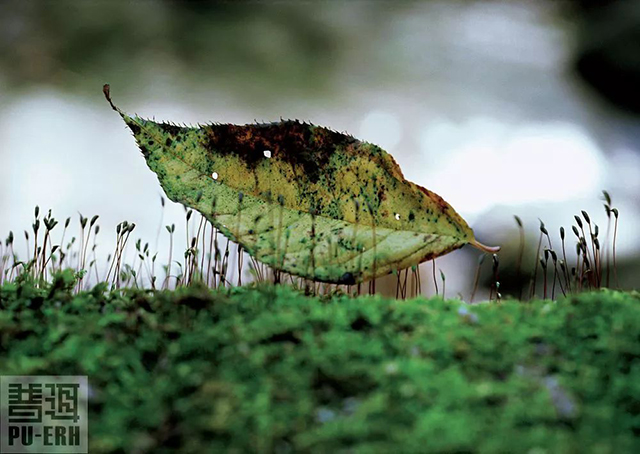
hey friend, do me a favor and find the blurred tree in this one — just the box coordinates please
[573,1,640,114]
[0,0,353,99]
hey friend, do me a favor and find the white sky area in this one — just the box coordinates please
[418,119,605,214]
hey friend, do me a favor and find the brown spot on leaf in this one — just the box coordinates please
[127,121,141,136]
[202,121,357,183]
[160,123,182,136]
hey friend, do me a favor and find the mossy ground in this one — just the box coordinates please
[1,272,639,453]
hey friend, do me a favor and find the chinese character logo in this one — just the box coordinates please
[1,376,88,453]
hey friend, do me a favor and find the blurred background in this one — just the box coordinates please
[1,0,638,298]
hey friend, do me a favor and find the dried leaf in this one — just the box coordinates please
[104,85,498,284]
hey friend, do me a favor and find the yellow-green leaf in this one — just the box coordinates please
[104,85,498,284]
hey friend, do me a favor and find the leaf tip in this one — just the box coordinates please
[470,239,501,254]
[103,83,123,115]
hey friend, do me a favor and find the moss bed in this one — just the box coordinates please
[1,271,639,453]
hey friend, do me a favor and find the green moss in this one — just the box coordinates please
[1,275,639,453]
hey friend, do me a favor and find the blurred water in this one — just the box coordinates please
[1,1,638,296]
